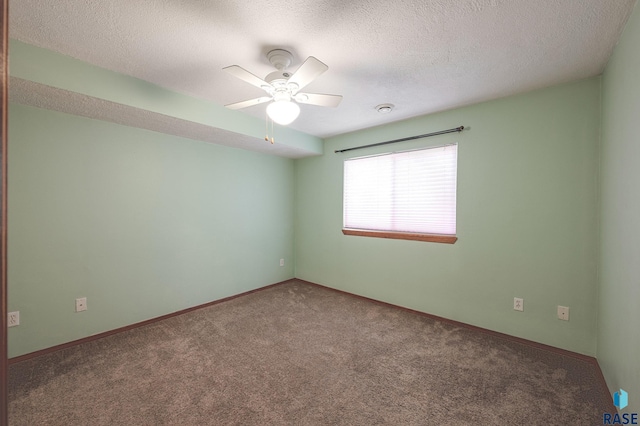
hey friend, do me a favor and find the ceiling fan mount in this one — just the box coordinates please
[266,49,293,71]
[223,49,342,125]
[264,50,294,85]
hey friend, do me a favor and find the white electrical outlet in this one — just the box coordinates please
[280,258,284,267]
[75,297,87,312]
[8,311,19,327]
[557,306,570,321]
[514,297,524,312]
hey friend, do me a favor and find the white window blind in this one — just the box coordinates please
[343,144,457,235]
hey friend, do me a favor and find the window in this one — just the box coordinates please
[342,144,458,243]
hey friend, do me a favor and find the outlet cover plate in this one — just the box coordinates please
[75,297,87,312]
[557,306,569,321]
[514,297,524,312]
[8,311,19,327]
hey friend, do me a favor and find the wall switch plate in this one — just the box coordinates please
[557,306,569,321]
[8,311,19,327]
[280,258,284,267]
[514,297,524,312]
[75,297,87,312]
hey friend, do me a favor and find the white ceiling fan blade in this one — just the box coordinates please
[225,97,272,110]
[295,93,342,107]
[287,57,328,92]
[223,65,271,91]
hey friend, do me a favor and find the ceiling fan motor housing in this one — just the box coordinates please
[265,69,300,101]
[265,70,292,84]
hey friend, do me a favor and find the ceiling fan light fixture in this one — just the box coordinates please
[267,100,300,125]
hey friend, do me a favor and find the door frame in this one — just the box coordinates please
[1,0,9,424]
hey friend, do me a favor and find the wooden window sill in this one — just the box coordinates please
[342,229,457,244]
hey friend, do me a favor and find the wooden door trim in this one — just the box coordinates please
[1,0,9,424]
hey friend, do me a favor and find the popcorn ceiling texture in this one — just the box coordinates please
[9,0,637,139]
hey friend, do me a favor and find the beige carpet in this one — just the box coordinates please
[9,280,612,425]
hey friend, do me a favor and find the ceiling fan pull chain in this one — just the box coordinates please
[271,118,275,144]
[265,109,269,142]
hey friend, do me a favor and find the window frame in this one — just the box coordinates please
[342,144,458,244]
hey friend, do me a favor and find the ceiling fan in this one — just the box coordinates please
[223,49,342,126]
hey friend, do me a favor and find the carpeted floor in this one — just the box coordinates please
[9,280,612,425]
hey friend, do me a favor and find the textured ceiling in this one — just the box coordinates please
[9,0,638,140]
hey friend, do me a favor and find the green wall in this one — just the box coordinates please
[598,1,640,414]
[8,104,295,358]
[295,78,601,355]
